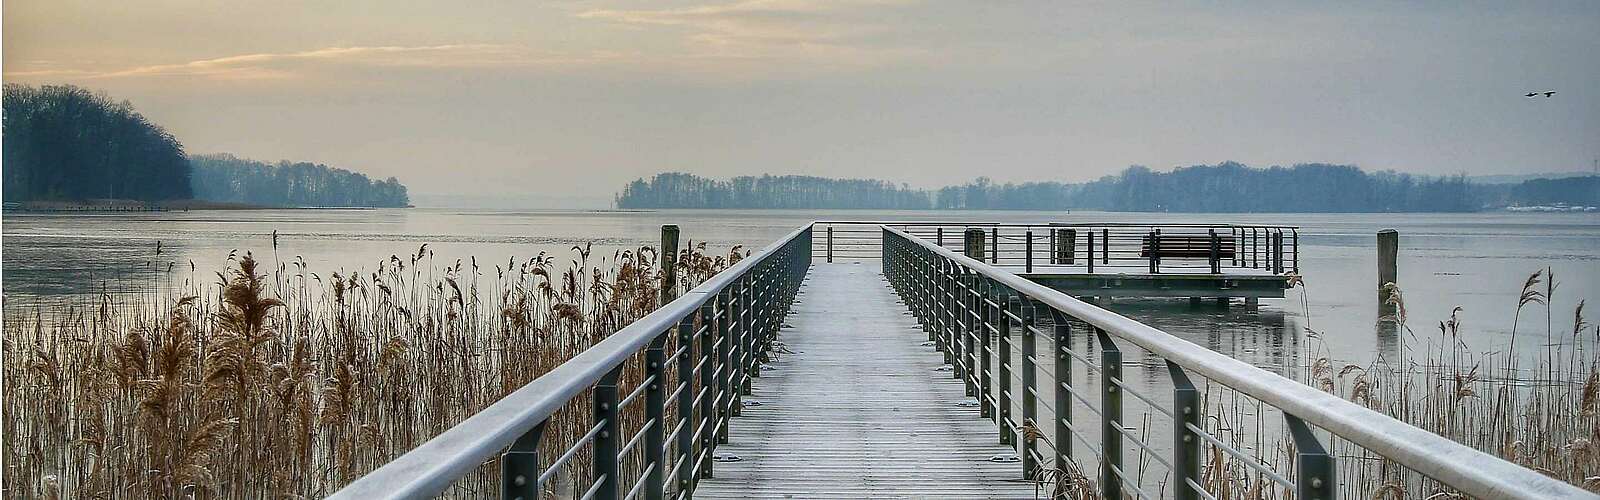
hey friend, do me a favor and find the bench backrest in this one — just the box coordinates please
[1139,234,1236,259]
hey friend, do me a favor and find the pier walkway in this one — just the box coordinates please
[333,221,1594,500]
[696,263,1035,498]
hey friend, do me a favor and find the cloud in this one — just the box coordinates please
[4,44,625,82]
[577,0,920,64]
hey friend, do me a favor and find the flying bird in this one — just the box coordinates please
[1525,91,1555,98]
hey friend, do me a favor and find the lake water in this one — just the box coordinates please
[3,208,1597,370]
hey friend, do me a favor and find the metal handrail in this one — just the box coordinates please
[881,224,1592,499]
[331,224,811,499]
[819,220,1301,277]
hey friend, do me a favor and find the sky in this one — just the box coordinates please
[5,1,1598,206]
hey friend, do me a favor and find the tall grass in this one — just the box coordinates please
[3,241,743,498]
[1027,268,1598,499]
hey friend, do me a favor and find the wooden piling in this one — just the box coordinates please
[1377,229,1398,312]
[661,225,680,304]
[964,229,986,261]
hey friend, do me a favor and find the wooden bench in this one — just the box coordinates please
[1140,234,1236,259]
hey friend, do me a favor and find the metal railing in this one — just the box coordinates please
[818,220,1299,275]
[880,225,1592,499]
[330,225,811,499]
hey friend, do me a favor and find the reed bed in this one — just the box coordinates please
[1028,268,1598,499]
[3,241,743,498]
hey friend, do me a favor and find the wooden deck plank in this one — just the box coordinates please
[694,263,1040,499]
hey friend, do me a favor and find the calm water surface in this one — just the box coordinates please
[4,209,1597,370]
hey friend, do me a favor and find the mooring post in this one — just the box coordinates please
[965,228,985,261]
[1065,229,1076,265]
[661,225,680,303]
[1378,229,1399,315]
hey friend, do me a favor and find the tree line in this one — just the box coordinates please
[3,84,191,202]
[2,83,410,208]
[190,154,410,208]
[616,173,930,209]
[617,163,1595,212]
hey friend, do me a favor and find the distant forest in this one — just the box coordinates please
[2,83,409,208]
[191,154,409,208]
[616,173,931,209]
[616,163,1598,212]
[3,84,192,202]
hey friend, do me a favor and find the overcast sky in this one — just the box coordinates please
[5,1,1597,203]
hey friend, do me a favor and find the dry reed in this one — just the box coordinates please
[3,240,745,498]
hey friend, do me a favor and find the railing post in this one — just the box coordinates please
[500,421,546,500]
[1208,229,1221,274]
[645,335,668,500]
[1287,414,1335,500]
[1048,228,1057,264]
[965,270,980,396]
[1020,299,1039,480]
[951,262,963,380]
[996,292,1013,440]
[716,290,733,442]
[594,367,623,500]
[1025,230,1034,273]
[941,260,955,367]
[981,280,996,419]
[1148,229,1161,274]
[676,314,697,495]
[1170,362,1201,500]
[1274,230,1282,273]
[1049,309,1072,469]
[1098,329,1123,500]
[1086,230,1096,274]
[937,227,944,247]
[1241,229,1254,270]
[1291,228,1300,273]
[698,301,717,479]
[1101,229,1108,265]
[990,227,999,263]
[739,278,754,396]
[826,225,834,263]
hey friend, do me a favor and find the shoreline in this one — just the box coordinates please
[2,199,411,213]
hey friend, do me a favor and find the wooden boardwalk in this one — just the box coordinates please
[695,263,1039,499]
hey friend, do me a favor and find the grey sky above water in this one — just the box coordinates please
[5,1,1598,204]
